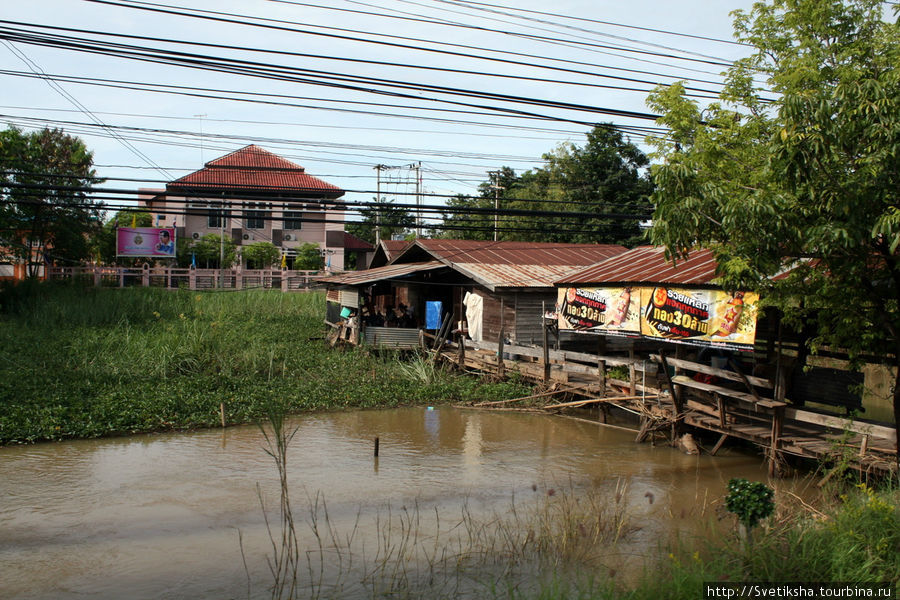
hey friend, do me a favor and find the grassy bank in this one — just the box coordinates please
[523,483,900,600]
[0,281,530,444]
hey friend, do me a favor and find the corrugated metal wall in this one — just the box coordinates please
[512,293,550,345]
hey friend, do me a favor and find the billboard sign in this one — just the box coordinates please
[640,287,759,350]
[556,285,760,350]
[116,227,176,258]
[556,286,640,336]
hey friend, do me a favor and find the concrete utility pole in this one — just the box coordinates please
[194,114,207,164]
[374,163,418,243]
[413,161,422,238]
[488,170,504,242]
[374,165,385,245]
[219,195,226,289]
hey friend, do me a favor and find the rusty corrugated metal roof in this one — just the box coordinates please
[167,145,344,197]
[381,240,412,260]
[317,261,445,286]
[399,239,629,290]
[413,239,627,266]
[555,246,720,286]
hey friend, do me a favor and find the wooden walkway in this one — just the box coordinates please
[441,338,898,478]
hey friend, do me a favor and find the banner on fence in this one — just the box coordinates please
[556,286,759,350]
[556,286,640,336]
[640,287,759,350]
[116,228,176,257]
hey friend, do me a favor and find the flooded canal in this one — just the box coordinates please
[1,407,797,599]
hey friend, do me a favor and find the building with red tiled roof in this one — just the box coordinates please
[140,145,352,270]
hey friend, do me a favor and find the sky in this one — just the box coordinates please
[0,0,758,225]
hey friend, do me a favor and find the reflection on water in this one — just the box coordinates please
[0,407,799,599]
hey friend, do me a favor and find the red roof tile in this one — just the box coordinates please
[167,145,344,197]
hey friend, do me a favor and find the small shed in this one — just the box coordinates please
[320,239,628,347]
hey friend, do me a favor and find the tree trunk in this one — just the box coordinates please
[894,358,900,469]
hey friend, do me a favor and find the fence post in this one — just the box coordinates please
[189,267,196,290]
[542,301,550,383]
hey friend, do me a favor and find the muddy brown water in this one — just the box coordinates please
[1,407,806,599]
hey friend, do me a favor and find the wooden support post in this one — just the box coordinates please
[219,402,226,428]
[710,433,729,456]
[374,436,380,457]
[597,336,607,398]
[769,405,785,477]
[658,350,684,439]
[859,434,869,458]
[774,318,786,403]
[497,298,505,379]
[457,332,466,370]
[542,301,550,383]
[728,358,762,402]
[635,418,651,443]
[628,346,636,396]
[716,393,727,428]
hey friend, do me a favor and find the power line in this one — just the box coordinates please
[0,26,656,128]
[1,40,173,179]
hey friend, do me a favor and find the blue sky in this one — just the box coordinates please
[1,0,757,218]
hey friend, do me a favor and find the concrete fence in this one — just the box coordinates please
[45,265,325,291]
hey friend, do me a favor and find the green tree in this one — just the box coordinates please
[439,167,518,240]
[242,241,280,269]
[191,233,236,269]
[0,127,103,276]
[93,211,152,264]
[440,128,653,244]
[646,0,900,455]
[346,199,416,244]
[513,127,653,244]
[294,242,323,271]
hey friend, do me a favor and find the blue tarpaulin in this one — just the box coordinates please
[425,301,443,330]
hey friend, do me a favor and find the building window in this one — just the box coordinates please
[244,203,265,229]
[208,209,229,229]
[283,211,303,230]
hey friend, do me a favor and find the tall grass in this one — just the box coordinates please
[0,282,532,443]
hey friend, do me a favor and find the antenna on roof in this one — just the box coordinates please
[194,114,207,164]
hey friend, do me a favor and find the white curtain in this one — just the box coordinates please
[463,291,484,342]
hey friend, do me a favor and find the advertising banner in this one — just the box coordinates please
[556,286,640,336]
[640,287,759,350]
[116,228,176,258]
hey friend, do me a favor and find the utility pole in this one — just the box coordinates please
[374,163,418,243]
[374,165,385,245]
[488,170,504,242]
[194,114,207,164]
[414,161,422,238]
[219,195,226,289]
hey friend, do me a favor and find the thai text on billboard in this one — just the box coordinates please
[556,286,640,336]
[640,287,759,350]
